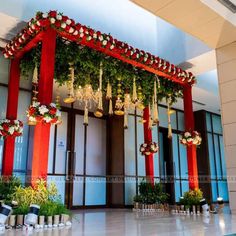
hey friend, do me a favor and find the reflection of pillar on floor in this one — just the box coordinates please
[143,106,154,185]
[31,28,57,185]
[2,59,20,176]
[183,85,199,189]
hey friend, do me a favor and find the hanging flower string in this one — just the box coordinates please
[2,10,195,84]
[0,119,23,138]
[180,131,202,146]
[27,102,62,125]
[139,142,159,156]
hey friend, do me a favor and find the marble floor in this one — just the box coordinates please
[1,209,236,236]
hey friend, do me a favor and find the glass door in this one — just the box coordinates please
[48,109,107,208]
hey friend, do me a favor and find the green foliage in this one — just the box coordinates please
[39,200,70,216]
[12,179,58,206]
[12,204,29,215]
[134,180,169,204]
[0,176,21,204]
[180,189,203,206]
[20,37,183,106]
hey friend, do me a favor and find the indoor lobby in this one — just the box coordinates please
[0,0,236,235]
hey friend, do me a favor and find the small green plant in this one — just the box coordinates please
[133,180,169,204]
[180,189,203,206]
[39,201,70,216]
[0,176,21,204]
[12,204,29,215]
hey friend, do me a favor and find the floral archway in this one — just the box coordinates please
[1,10,199,189]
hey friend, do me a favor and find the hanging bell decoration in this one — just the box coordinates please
[152,77,159,125]
[64,64,76,104]
[106,82,113,115]
[94,62,104,118]
[114,77,124,115]
[167,97,172,139]
[84,103,89,126]
[137,85,145,110]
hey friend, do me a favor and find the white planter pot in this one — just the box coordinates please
[39,215,45,225]
[53,215,60,225]
[9,215,16,227]
[0,204,12,225]
[47,216,53,225]
[16,215,24,225]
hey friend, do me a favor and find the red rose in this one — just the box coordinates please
[51,118,57,124]
[49,107,57,115]
[29,107,36,116]
[62,15,68,22]
[54,21,61,28]
[65,25,70,32]
[49,11,57,18]
[2,124,9,131]
[39,19,49,27]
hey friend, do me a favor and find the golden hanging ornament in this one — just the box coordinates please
[94,62,104,118]
[137,86,145,110]
[167,97,172,139]
[64,64,76,104]
[114,77,124,116]
[132,77,137,103]
[84,103,89,126]
[148,104,153,129]
[152,77,159,125]
[106,81,113,116]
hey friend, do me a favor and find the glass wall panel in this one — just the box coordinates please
[177,111,185,131]
[0,54,9,84]
[74,115,84,175]
[55,112,68,174]
[137,120,145,176]
[85,177,106,205]
[73,176,84,206]
[219,136,227,177]
[211,180,218,202]
[125,176,136,205]
[159,132,165,179]
[172,134,180,179]
[47,125,55,173]
[170,112,177,130]
[213,134,222,177]
[206,113,212,132]
[207,133,216,178]
[175,180,181,202]
[181,180,189,195]
[159,106,168,128]
[179,143,188,179]
[218,181,229,201]
[124,115,136,176]
[86,117,106,176]
[212,115,222,134]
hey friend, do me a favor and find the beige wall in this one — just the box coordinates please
[216,41,236,213]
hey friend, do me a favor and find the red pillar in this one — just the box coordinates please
[2,59,20,176]
[31,28,56,184]
[183,85,199,190]
[143,106,154,184]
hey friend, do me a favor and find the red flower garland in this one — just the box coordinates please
[2,10,195,84]
[139,142,159,156]
[0,119,23,138]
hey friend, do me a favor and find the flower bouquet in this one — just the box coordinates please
[180,130,202,146]
[139,142,158,156]
[0,119,23,138]
[27,102,61,125]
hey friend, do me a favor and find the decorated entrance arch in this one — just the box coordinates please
[2,10,199,189]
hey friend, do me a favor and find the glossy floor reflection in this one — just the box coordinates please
[1,209,236,236]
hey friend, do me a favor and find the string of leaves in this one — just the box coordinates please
[20,37,183,105]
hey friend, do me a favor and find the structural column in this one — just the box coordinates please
[183,85,199,189]
[2,59,20,176]
[143,106,154,184]
[31,28,57,184]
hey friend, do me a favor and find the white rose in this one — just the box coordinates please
[36,21,41,26]
[93,33,97,39]
[99,35,103,41]
[185,132,191,137]
[79,27,84,33]
[14,120,19,125]
[66,19,72,25]
[39,105,49,115]
[110,44,115,50]
[56,14,62,20]
[182,139,187,144]
[80,33,84,38]
[42,13,48,18]
[8,126,15,135]
[87,36,92,41]
[69,27,74,33]
[61,23,66,29]
[29,117,36,122]
[50,103,56,108]
[73,30,78,35]
[143,143,147,147]
[50,18,56,24]
[32,101,40,107]
[102,40,107,46]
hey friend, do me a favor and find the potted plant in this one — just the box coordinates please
[13,204,29,225]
